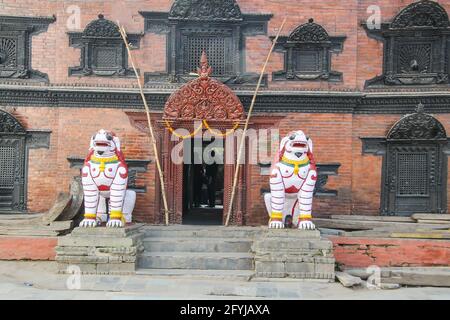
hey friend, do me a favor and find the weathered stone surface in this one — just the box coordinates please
[253,229,335,280]
[57,177,84,221]
[57,262,97,274]
[96,263,135,274]
[56,224,143,275]
[379,283,401,290]
[50,221,74,231]
[41,193,72,225]
[336,271,363,287]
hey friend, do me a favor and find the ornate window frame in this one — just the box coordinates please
[273,18,345,82]
[0,15,55,83]
[68,14,142,77]
[140,0,272,88]
[0,109,51,212]
[363,0,450,87]
[361,104,450,215]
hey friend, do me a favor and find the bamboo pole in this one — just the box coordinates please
[225,18,287,227]
[117,23,170,226]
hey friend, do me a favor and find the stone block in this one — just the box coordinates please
[56,255,109,264]
[58,234,139,247]
[96,262,135,275]
[57,262,97,274]
[285,261,315,274]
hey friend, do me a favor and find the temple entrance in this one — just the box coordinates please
[182,138,224,225]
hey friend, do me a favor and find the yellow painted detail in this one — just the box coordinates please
[270,212,283,220]
[281,156,309,175]
[109,210,123,220]
[299,214,312,220]
[84,213,97,219]
[90,155,119,173]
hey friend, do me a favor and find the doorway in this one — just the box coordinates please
[182,138,224,225]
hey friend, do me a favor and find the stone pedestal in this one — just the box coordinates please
[56,224,144,275]
[252,229,335,280]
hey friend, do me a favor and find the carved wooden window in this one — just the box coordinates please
[68,14,142,77]
[0,15,55,82]
[140,0,272,88]
[183,35,232,76]
[273,19,345,82]
[364,0,450,87]
[361,104,449,216]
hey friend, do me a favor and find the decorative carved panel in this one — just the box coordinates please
[164,52,244,120]
[140,1,272,88]
[273,19,345,82]
[169,0,243,21]
[0,15,55,82]
[364,0,450,87]
[68,14,142,77]
[387,104,447,140]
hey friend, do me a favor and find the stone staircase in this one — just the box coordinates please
[136,226,265,280]
[136,225,335,281]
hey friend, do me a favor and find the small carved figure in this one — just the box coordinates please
[79,129,136,228]
[264,130,317,230]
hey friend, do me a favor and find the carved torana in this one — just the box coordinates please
[164,52,244,121]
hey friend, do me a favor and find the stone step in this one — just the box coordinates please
[141,226,265,239]
[142,237,253,253]
[138,252,254,270]
[136,268,254,281]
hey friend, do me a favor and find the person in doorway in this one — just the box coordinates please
[205,151,218,208]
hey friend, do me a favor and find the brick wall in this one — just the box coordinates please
[1,0,450,224]
[1,0,449,89]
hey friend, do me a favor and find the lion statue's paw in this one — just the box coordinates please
[269,220,284,229]
[298,220,316,230]
[79,218,98,228]
[106,219,124,228]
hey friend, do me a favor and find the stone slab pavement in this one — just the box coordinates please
[1,261,450,300]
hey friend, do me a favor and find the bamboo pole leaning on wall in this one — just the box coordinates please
[225,18,287,227]
[117,23,170,226]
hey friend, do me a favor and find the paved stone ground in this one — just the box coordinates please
[1,261,450,300]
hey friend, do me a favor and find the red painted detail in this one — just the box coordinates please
[119,163,128,179]
[311,173,317,181]
[285,185,300,194]
[98,185,110,191]
[291,199,298,215]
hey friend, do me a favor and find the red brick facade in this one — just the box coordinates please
[0,0,449,224]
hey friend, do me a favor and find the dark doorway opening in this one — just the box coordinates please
[182,138,224,225]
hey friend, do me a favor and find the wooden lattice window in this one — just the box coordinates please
[397,152,429,196]
[183,35,232,76]
[68,14,141,77]
[273,19,345,82]
[141,0,272,87]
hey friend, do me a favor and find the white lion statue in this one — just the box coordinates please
[264,130,317,230]
[79,129,136,228]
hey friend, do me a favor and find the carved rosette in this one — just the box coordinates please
[387,104,447,140]
[390,0,449,29]
[163,52,244,121]
[169,0,243,21]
